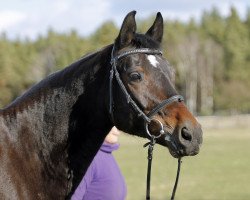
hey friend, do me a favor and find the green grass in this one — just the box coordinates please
[114,127,250,200]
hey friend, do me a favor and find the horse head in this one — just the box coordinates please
[110,11,203,158]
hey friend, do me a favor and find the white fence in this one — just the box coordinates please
[197,114,250,129]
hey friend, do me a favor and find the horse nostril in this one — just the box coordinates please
[181,127,192,141]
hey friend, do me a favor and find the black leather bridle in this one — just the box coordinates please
[109,45,183,200]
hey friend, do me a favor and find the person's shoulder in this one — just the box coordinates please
[100,142,120,153]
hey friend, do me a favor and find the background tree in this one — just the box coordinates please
[0,7,250,114]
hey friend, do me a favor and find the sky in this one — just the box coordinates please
[0,0,249,40]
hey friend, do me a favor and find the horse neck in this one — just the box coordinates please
[0,44,114,196]
[1,44,113,138]
[1,62,86,145]
[67,45,115,194]
[0,67,86,198]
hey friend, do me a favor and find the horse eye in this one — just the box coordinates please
[129,72,142,82]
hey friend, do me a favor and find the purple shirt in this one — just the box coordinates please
[71,142,127,200]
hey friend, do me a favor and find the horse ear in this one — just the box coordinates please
[115,11,137,49]
[146,12,164,43]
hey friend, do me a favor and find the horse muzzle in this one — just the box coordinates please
[165,122,203,158]
[145,118,203,158]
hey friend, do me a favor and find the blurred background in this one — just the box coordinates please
[1,0,250,199]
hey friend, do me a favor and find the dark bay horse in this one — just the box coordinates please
[0,11,202,199]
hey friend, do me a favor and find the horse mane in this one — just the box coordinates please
[0,45,113,117]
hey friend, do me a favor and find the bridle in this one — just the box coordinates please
[109,45,184,200]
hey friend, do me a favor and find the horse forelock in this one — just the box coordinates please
[134,33,161,49]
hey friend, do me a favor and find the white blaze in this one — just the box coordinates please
[147,55,159,68]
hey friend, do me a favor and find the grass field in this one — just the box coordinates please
[114,126,250,200]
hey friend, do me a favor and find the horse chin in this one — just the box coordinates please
[168,148,199,158]
[167,142,201,158]
[168,149,181,158]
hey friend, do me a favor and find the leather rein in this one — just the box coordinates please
[109,45,183,200]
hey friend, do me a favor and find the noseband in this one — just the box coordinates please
[109,45,184,200]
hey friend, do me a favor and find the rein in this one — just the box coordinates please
[109,45,184,200]
[144,137,182,200]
